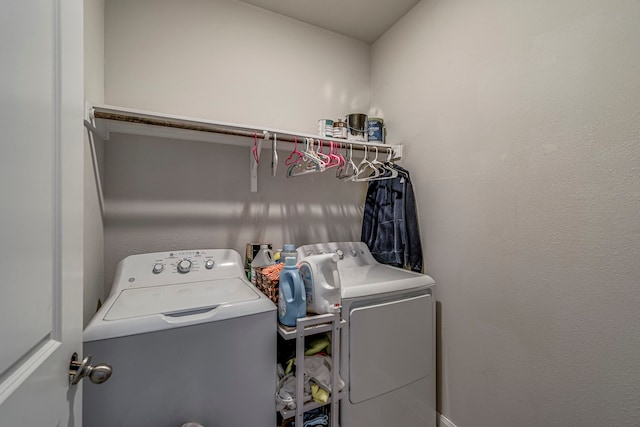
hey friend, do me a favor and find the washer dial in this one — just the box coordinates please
[177,259,192,274]
[152,263,164,274]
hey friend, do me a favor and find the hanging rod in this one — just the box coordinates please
[86,104,401,157]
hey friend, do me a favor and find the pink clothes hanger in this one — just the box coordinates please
[252,132,259,164]
[315,139,332,167]
[285,136,304,166]
[319,140,341,169]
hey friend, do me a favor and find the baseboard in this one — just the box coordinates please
[438,413,458,427]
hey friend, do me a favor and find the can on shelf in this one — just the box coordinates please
[368,117,385,143]
[346,113,368,142]
[318,119,334,138]
[333,119,347,139]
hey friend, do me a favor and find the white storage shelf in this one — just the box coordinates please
[83,103,403,196]
[85,104,401,154]
[277,317,346,340]
[277,313,343,427]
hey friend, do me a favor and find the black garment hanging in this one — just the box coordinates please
[361,164,423,273]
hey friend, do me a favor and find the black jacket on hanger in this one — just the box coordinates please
[361,164,423,273]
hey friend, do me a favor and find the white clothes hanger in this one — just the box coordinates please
[363,146,398,181]
[271,133,278,177]
[337,144,358,180]
[351,145,381,182]
[287,138,325,177]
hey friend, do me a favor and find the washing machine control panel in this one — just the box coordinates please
[147,250,212,276]
[111,249,246,292]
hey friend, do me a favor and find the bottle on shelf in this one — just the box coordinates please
[280,244,297,263]
[250,244,275,285]
[278,257,306,326]
[299,253,341,315]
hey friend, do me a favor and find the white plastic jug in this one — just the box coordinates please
[299,253,341,314]
[250,244,274,284]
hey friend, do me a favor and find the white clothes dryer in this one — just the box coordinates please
[297,242,436,427]
[83,249,276,427]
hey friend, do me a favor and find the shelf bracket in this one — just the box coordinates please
[83,102,109,141]
[83,102,106,217]
[391,144,403,161]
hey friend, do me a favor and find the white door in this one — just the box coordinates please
[0,0,84,425]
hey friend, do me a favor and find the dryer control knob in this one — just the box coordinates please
[350,249,358,257]
[205,259,215,269]
[335,249,344,260]
[152,263,164,274]
[177,259,192,274]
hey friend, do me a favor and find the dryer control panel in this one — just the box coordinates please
[296,241,377,269]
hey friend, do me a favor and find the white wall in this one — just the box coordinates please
[105,0,370,132]
[102,0,370,288]
[83,0,105,324]
[372,1,640,426]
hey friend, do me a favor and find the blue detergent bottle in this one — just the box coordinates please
[278,257,306,326]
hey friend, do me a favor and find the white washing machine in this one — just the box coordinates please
[83,249,276,427]
[297,242,436,427]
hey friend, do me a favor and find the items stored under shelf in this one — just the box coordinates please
[276,313,343,427]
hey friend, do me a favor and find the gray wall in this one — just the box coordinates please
[372,1,640,425]
[101,0,370,290]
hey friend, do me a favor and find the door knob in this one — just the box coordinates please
[69,352,112,385]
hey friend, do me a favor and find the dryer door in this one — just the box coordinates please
[349,293,433,404]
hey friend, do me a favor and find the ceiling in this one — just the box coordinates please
[237,0,420,44]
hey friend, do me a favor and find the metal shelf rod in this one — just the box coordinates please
[89,104,400,155]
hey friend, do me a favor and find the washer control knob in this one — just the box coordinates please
[152,263,164,274]
[350,249,358,257]
[335,249,344,260]
[205,259,215,269]
[177,259,192,274]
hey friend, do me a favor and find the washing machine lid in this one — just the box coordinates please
[339,264,434,299]
[84,277,274,342]
[104,277,258,320]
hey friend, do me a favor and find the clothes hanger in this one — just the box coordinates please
[370,146,386,173]
[287,138,325,177]
[252,132,260,164]
[285,136,304,166]
[335,142,348,178]
[271,133,278,177]
[334,142,346,168]
[302,138,325,171]
[385,147,406,177]
[351,145,381,181]
[383,147,400,178]
[363,146,399,181]
[318,140,340,169]
[313,139,332,166]
[338,144,358,179]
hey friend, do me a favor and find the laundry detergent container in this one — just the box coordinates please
[83,249,276,427]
